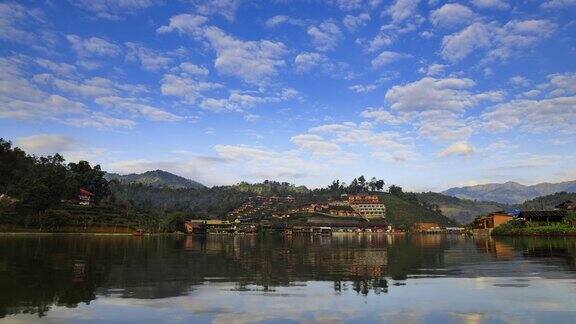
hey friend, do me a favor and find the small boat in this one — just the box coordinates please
[132,229,145,236]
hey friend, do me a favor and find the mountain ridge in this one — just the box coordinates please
[104,170,205,189]
[443,180,576,204]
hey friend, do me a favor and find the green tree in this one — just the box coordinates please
[389,185,403,196]
[68,161,110,203]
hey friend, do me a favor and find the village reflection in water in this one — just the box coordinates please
[1,234,576,322]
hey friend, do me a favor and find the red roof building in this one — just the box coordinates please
[79,188,94,206]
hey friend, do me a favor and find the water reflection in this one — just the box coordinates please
[0,234,575,321]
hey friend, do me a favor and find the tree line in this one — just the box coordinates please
[0,138,109,215]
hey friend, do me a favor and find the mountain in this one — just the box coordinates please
[442,180,576,204]
[104,170,205,189]
[415,192,508,224]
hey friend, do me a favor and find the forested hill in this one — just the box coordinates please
[520,192,576,211]
[416,192,508,224]
[104,170,205,189]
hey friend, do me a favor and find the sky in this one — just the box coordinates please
[1,0,575,191]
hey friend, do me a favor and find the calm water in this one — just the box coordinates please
[1,234,575,323]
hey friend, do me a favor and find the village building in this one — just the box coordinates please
[348,194,386,219]
[518,210,567,223]
[410,222,442,232]
[327,204,360,217]
[474,212,514,229]
[78,188,93,206]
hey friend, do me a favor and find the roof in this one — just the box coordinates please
[328,205,356,211]
[518,210,567,220]
[79,188,93,196]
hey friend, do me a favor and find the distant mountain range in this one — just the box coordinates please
[442,180,576,204]
[104,170,205,189]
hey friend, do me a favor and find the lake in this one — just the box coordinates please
[1,234,575,323]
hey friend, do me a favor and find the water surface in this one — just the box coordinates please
[1,234,575,323]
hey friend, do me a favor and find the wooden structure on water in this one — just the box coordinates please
[184,221,208,235]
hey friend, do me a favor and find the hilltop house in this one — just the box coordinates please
[78,188,93,206]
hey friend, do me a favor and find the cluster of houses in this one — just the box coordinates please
[303,194,387,220]
[472,200,576,231]
[226,195,297,221]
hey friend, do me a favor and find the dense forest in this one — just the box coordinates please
[521,192,576,211]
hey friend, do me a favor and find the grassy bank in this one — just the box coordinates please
[492,222,576,236]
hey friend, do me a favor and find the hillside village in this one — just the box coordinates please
[1,138,576,235]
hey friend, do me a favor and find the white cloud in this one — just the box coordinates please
[343,13,370,32]
[430,3,476,29]
[95,96,183,122]
[290,134,344,157]
[158,14,290,85]
[386,77,484,113]
[363,33,394,53]
[16,134,77,154]
[470,0,509,10]
[437,141,474,157]
[125,42,173,71]
[203,27,288,84]
[294,52,327,73]
[306,122,416,162]
[440,22,491,62]
[441,20,556,63]
[418,63,447,76]
[360,108,409,125]
[67,34,121,57]
[509,76,530,87]
[360,77,505,141]
[65,112,137,129]
[265,15,305,28]
[307,21,343,52]
[178,62,209,76]
[199,88,297,112]
[0,2,45,45]
[361,0,423,52]
[521,89,541,98]
[1,95,85,120]
[160,73,222,102]
[0,58,88,120]
[214,145,317,180]
[387,0,420,23]
[547,72,576,96]
[541,0,576,8]
[34,74,147,98]
[34,58,78,78]
[15,133,104,162]
[156,14,208,36]
[244,114,260,122]
[194,0,240,21]
[371,51,411,68]
[69,0,162,20]
[349,84,377,93]
[481,96,576,134]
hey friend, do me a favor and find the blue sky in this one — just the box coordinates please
[1,0,575,190]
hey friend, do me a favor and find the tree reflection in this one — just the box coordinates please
[2,234,575,318]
